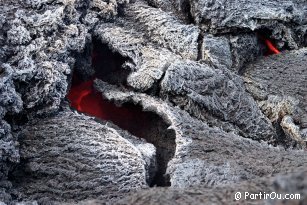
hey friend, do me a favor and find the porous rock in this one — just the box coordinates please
[189,0,307,47]
[0,0,127,199]
[9,110,155,204]
[110,169,307,205]
[95,80,307,190]
[125,0,200,60]
[201,35,232,69]
[244,48,307,144]
[95,23,181,92]
[0,63,23,201]
[199,32,263,72]
[159,60,276,141]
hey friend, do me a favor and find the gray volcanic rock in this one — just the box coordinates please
[0,63,23,201]
[229,34,263,72]
[149,0,307,49]
[94,18,276,141]
[159,60,276,141]
[95,23,181,92]
[190,0,306,30]
[93,0,199,91]
[201,35,233,69]
[200,33,263,72]
[125,0,200,60]
[244,48,307,144]
[112,169,307,205]
[95,80,307,190]
[1,0,307,203]
[9,110,155,204]
[0,0,91,198]
[190,0,306,31]
[0,64,22,162]
[188,0,307,48]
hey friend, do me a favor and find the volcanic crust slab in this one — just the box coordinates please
[0,0,307,204]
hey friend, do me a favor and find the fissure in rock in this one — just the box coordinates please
[67,40,176,187]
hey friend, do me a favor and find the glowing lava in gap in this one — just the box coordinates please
[258,34,281,55]
[67,76,153,134]
[264,39,280,55]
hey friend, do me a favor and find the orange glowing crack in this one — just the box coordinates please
[264,39,280,55]
[67,78,152,132]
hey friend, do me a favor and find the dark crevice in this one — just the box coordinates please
[98,102,176,187]
[196,32,204,61]
[256,28,282,54]
[66,38,177,187]
[92,38,130,86]
[76,0,91,23]
[180,0,195,25]
[145,67,167,97]
[273,120,299,149]
[70,38,94,83]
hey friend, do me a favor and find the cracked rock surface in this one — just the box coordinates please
[10,110,155,204]
[0,0,307,204]
[95,81,307,189]
[109,169,307,205]
[244,48,307,145]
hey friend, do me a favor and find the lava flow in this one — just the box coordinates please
[67,75,154,136]
[258,34,281,55]
[264,38,280,55]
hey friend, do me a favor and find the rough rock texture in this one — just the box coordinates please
[189,0,307,48]
[9,110,155,204]
[244,48,307,144]
[111,169,307,205]
[95,22,181,91]
[159,60,276,141]
[1,0,307,204]
[1,0,84,200]
[200,33,264,72]
[0,63,23,201]
[95,80,307,190]
[94,3,277,142]
[201,35,233,69]
[0,0,131,201]
[125,1,200,60]
[229,34,263,72]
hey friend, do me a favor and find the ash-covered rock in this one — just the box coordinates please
[201,35,233,69]
[0,63,23,201]
[200,33,263,72]
[95,80,307,190]
[111,169,307,205]
[150,0,307,51]
[159,60,276,141]
[244,48,307,145]
[9,110,155,204]
[0,0,307,203]
[125,0,200,60]
[95,23,182,92]
[189,0,307,48]
[0,0,93,198]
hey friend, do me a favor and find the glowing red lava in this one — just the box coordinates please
[67,77,152,134]
[264,39,280,55]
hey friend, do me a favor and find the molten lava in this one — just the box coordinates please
[67,77,153,134]
[258,34,281,55]
[264,39,280,55]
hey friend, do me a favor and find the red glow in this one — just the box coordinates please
[67,78,152,133]
[258,34,281,55]
[264,39,280,55]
